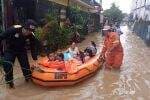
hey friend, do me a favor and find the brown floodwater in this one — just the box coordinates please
[0,26,150,100]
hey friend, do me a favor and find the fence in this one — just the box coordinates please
[133,20,150,46]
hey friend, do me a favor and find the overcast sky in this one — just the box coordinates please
[96,0,132,14]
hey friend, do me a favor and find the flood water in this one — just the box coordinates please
[0,26,150,100]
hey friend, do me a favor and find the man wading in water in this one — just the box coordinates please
[100,26,124,70]
[0,19,39,88]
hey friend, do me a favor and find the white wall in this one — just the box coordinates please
[131,0,137,11]
[131,0,150,21]
[146,0,150,5]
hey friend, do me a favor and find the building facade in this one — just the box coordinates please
[131,0,150,21]
[131,0,150,46]
[1,0,102,34]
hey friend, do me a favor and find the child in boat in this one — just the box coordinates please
[43,52,66,71]
[48,52,64,62]
[39,53,56,67]
[55,52,64,61]
[54,52,66,71]
[77,51,85,63]
[48,53,56,61]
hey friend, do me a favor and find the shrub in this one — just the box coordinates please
[67,6,89,36]
[35,18,72,54]
[35,27,43,40]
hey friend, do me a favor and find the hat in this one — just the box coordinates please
[24,19,37,31]
[102,25,111,31]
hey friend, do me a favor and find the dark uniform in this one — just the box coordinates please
[0,25,38,84]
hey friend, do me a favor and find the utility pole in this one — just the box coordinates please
[1,0,5,30]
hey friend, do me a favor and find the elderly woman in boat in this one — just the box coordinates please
[67,42,80,59]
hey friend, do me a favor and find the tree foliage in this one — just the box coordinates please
[67,6,89,35]
[35,14,72,53]
[103,3,124,24]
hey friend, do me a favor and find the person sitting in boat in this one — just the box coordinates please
[55,52,64,62]
[47,52,64,62]
[80,41,97,62]
[85,41,97,56]
[54,53,66,71]
[84,48,93,62]
[67,42,80,58]
[77,51,85,63]
[39,52,66,71]
[48,53,56,61]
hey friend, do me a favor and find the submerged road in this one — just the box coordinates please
[0,26,150,100]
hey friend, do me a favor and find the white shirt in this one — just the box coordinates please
[68,47,79,58]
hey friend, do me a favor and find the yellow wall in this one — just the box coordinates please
[48,0,69,6]
[69,0,94,12]
[48,0,94,13]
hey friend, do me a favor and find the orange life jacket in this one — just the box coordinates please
[101,32,123,68]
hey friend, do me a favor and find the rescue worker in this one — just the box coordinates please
[100,26,124,70]
[0,19,39,88]
[102,24,110,36]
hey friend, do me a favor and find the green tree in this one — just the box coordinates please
[103,3,124,24]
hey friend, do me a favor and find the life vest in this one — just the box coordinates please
[101,32,123,69]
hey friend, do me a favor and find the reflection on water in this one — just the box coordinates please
[0,26,150,100]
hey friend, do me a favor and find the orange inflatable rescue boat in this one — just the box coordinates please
[32,55,104,87]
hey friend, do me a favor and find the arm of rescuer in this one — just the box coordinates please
[100,38,107,59]
[29,33,40,61]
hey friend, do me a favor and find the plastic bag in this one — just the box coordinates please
[64,52,72,61]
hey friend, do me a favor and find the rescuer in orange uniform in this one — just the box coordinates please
[100,26,124,69]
